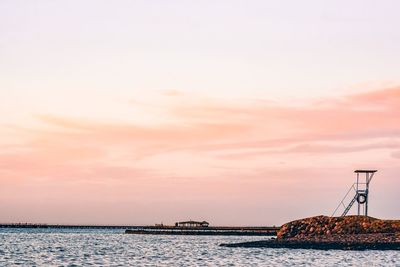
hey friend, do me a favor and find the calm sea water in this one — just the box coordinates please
[0,228,399,266]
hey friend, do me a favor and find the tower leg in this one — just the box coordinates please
[365,173,370,216]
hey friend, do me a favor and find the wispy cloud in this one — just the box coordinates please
[1,86,399,224]
[391,150,400,159]
[4,86,400,164]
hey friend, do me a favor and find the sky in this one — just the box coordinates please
[0,0,399,226]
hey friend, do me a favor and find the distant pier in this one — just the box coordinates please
[0,223,280,236]
[125,226,279,236]
[0,223,145,230]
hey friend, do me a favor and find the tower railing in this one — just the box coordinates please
[332,170,377,217]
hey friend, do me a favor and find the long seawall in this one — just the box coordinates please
[125,226,279,236]
[0,223,280,236]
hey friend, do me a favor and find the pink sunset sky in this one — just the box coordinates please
[1,0,399,226]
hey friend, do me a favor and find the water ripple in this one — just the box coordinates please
[0,229,399,266]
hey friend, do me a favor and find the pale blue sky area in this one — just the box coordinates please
[1,0,399,100]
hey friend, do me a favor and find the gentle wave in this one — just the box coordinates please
[0,229,399,266]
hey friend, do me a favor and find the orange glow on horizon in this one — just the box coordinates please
[1,87,399,225]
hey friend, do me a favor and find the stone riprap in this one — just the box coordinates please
[277,215,400,239]
[221,215,400,250]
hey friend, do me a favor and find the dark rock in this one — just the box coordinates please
[220,233,400,250]
[222,215,400,250]
[277,215,400,239]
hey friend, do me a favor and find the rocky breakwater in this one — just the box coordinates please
[278,215,400,238]
[221,215,400,250]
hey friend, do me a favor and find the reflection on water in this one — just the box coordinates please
[0,228,399,266]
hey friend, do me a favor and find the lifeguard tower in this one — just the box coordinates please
[332,170,377,217]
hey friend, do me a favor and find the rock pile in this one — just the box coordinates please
[221,215,400,250]
[277,215,400,239]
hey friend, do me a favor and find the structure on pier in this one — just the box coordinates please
[175,220,209,227]
[332,170,377,217]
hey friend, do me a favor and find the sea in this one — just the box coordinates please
[0,228,399,266]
